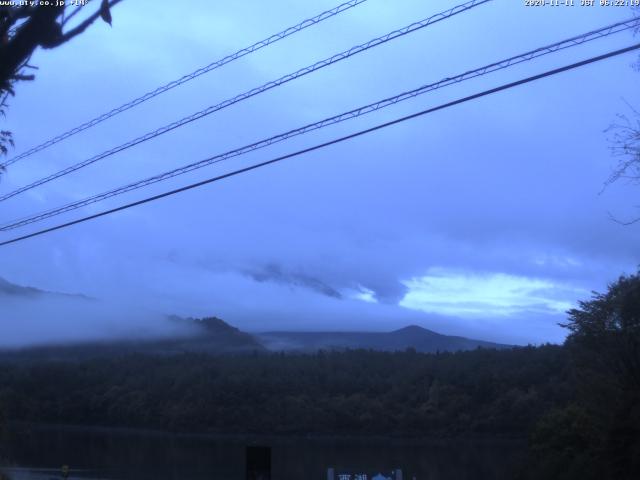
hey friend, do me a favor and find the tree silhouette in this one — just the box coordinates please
[525,273,640,479]
[0,0,122,159]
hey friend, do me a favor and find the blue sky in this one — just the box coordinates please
[0,0,639,345]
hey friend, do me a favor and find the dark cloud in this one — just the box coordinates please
[245,264,343,299]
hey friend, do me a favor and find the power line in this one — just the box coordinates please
[1,42,638,248]
[1,17,637,233]
[0,0,370,169]
[0,0,492,202]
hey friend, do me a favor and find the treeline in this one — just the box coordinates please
[0,345,570,437]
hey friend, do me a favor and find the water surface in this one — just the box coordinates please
[0,425,526,479]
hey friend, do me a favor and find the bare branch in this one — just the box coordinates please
[608,210,640,226]
[61,4,85,27]
[603,102,640,192]
[46,0,122,49]
[10,73,34,81]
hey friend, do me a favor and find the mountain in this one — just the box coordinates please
[0,316,265,361]
[162,316,266,354]
[257,325,510,353]
[0,276,92,300]
[0,276,52,297]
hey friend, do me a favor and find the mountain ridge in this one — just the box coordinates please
[0,316,265,360]
[257,324,510,353]
[0,276,93,301]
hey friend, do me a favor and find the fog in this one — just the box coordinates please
[0,284,196,349]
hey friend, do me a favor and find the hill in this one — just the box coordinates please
[0,316,264,361]
[0,276,91,300]
[257,325,510,353]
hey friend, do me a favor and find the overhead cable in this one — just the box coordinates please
[0,0,492,202]
[0,0,371,169]
[1,42,638,247]
[1,17,637,232]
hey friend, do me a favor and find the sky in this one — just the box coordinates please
[0,0,639,346]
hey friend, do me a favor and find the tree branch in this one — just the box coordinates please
[10,73,34,81]
[60,4,84,28]
[607,210,640,226]
[45,0,123,49]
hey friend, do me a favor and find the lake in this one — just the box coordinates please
[0,425,526,479]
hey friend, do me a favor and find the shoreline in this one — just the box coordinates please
[6,421,528,446]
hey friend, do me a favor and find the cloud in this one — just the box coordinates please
[244,263,343,299]
[400,267,587,318]
[348,285,377,303]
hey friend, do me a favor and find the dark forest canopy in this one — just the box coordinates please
[0,345,571,437]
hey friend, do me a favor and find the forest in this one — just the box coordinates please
[0,273,638,479]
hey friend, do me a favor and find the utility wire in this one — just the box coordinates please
[0,0,370,169]
[0,0,492,202]
[1,42,638,248]
[1,17,637,233]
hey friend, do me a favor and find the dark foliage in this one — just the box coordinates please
[0,1,121,165]
[524,272,640,480]
[0,345,570,438]
[0,1,121,97]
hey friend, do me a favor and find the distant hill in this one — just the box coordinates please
[164,316,266,354]
[0,316,264,361]
[257,325,510,353]
[0,276,92,300]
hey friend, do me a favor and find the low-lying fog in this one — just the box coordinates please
[0,291,196,350]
